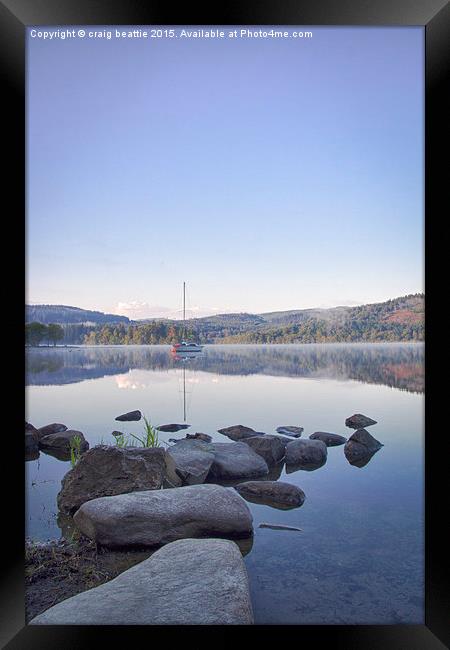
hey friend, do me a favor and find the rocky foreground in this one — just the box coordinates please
[30,538,253,625]
[25,412,383,624]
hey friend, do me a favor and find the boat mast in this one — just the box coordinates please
[183,281,186,340]
[183,363,186,422]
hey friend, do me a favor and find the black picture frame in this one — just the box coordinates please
[2,0,448,647]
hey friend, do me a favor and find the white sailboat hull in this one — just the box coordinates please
[172,343,203,352]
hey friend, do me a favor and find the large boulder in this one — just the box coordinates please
[275,426,303,438]
[167,439,215,485]
[115,410,142,422]
[207,442,269,481]
[29,538,254,625]
[309,431,347,447]
[285,438,327,471]
[36,423,68,440]
[235,481,305,510]
[217,425,263,441]
[25,422,38,434]
[344,429,383,466]
[73,484,253,548]
[345,413,377,429]
[57,445,180,516]
[242,435,285,466]
[39,430,89,455]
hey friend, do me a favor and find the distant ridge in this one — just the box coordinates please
[25,294,424,344]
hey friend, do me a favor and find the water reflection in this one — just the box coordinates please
[26,343,424,393]
[25,343,424,624]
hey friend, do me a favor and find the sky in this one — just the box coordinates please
[27,26,424,319]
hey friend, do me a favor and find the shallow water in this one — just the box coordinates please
[25,343,424,624]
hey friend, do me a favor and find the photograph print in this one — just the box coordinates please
[25,24,425,626]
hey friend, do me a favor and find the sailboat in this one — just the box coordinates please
[171,282,203,353]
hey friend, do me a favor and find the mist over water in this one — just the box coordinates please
[26,343,424,624]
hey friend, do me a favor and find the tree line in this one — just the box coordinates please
[25,322,65,346]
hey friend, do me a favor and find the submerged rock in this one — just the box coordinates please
[345,413,377,429]
[73,484,253,548]
[217,425,263,441]
[39,430,89,455]
[167,439,215,485]
[235,481,305,510]
[285,438,327,472]
[309,431,347,447]
[57,445,180,516]
[242,435,285,466]
[115,410,142,422]
[259,523,303,532]
[29,538,254,625]
[207,442,269,481]
[344,428,383,466]
[276,426,303,438]
[36,423,68,440]
[157,423,190,432]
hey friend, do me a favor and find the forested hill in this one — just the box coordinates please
[216,294,424,343]
[25,294,424,344]
[26,304,130,325]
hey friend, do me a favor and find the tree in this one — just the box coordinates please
[47,323,64,346]
[25,322,48,346]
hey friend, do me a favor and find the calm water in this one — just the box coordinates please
[26,343,424,624]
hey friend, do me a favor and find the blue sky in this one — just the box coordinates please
[27,26,424,319]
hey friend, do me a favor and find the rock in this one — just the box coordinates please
[25,447,40,462]
[157,423,190,432]
[36,423,68,440]
[276,426,304,438]
[217,425,263,441]
[207,442,269,481]
[186,432,212,443]
[25,421,38,434]
[29,538,254,625]
[285,438,327,472]
[346,450,379,468]
[271,434,296,448]
[39,430,89,454]
[235,481,305,510]
[309,431,347,447]
[266,461,285,481]
[167,439,215,485]
[57,445,180,516]
[345,413,377,429]
[344,429,383,466]
[241,435,285,466]
[25,430,39,455]
[73,484,253,548]
[40,448,73,462]
[115,410,142,422]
